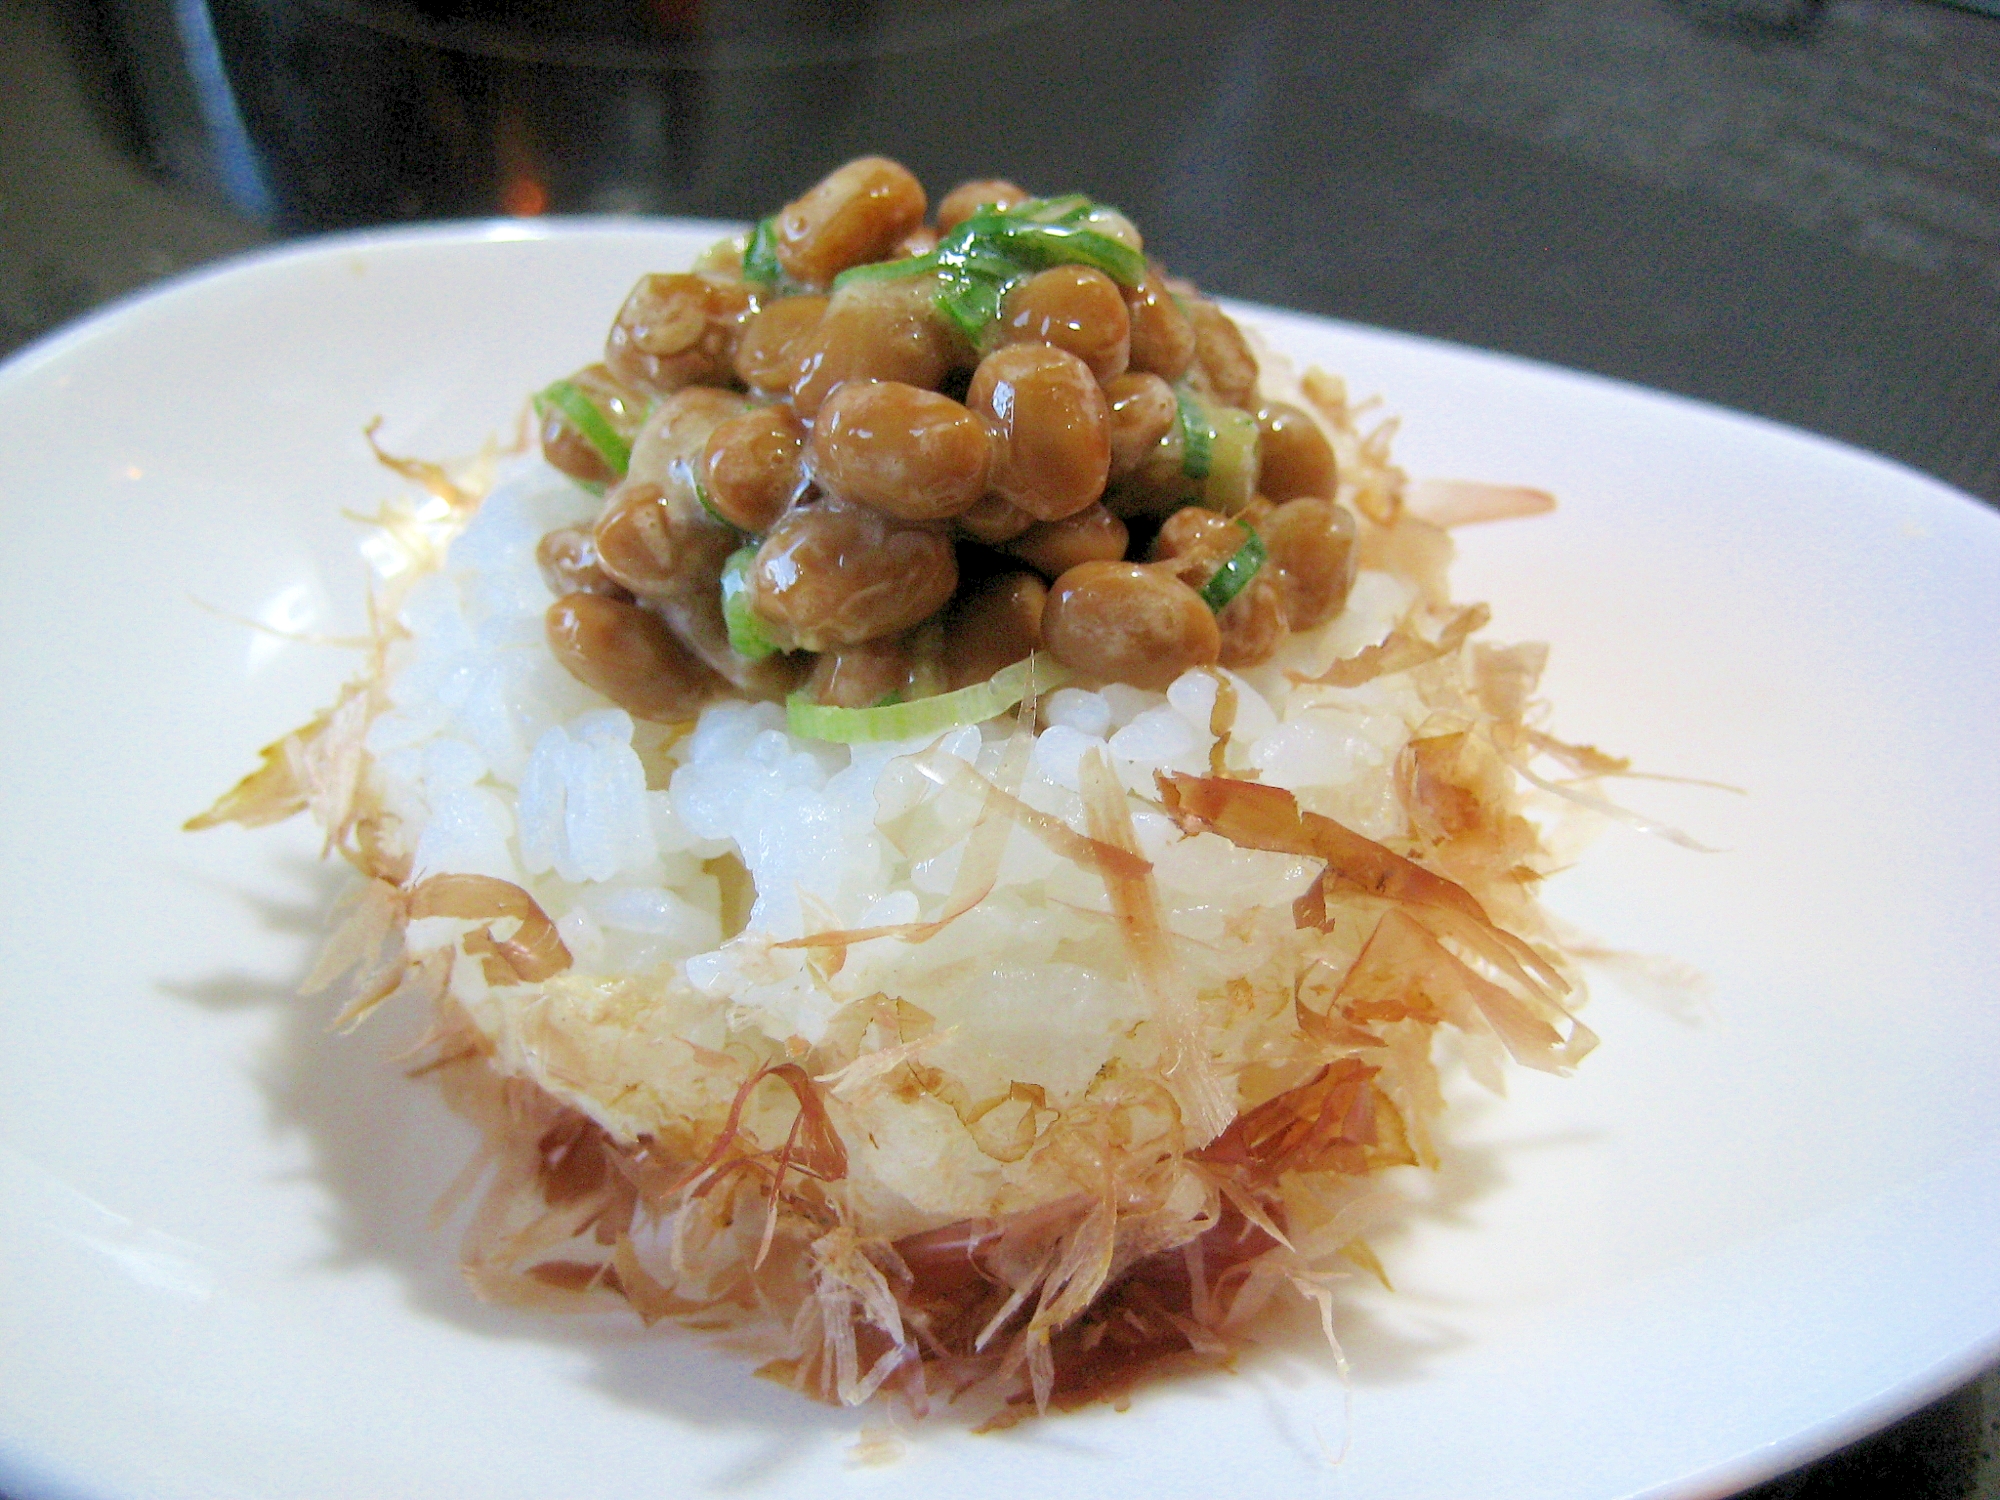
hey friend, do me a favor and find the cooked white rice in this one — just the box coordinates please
[356,457,1450,1239]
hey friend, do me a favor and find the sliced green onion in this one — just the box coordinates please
[720,546,779,661]
[742,217,784,286]
[988,223,1146,287]
[946,243,1024,280]
[1019,193,1092,224]
[936,276,1011,345]
[534,378,632,478]
[938,207,1010,247]
[1199,523,1267,613]
[947,263,1024,305]
[1177,387,1214,481]
[831,249,942,289]
[827,197,1149,346]
[786,656,1073,744]
[1202,405,1260,515]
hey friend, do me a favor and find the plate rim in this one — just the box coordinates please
[2,217,1997,1500]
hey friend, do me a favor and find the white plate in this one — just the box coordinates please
[2,222,1997,1500]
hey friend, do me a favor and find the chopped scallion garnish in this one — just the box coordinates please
[831,250,942,288]
[1177,387,1214,481]
[1174,389,1260,511]
[742,217,784,287]
[720,546,780,660]
[828,196,1144,346]
[786,656,1072,744]
[1198,523,1267,613]
[1019,193,1092,224]
[1202,405,1260,515]
[936,276,1009,345]
[980,221,1146,288]
[533,378,632,478]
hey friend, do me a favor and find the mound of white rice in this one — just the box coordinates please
[359,459,1443,1237]
[197,359,1595,1418]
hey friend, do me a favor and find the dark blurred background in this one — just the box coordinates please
[1,0,1996,1493]
[6,0,2000,505]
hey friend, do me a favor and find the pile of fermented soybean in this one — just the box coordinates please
[196,156,1599,1424]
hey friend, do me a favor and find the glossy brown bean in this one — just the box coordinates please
[1147,504,1243,580]
[944,571,1047,688]
[774,156,928,288]
[791,276,959,418]
[1103,371,1178,479]
[1147,502,1283,664]
[955,492,1037,545]
[597,388,748,595]
[966,344,1110,522]
[661,568,806,701]
[605,390,801,693]
[592,467,801,694]
[1216,573,1285,668]
[1235,494,1276,531]
[625,387,750,495]
[998,266,1130,382]
[804,633,923,708]
[545,593,727,722]
[732,295,827,395]
[689,234,751,278]
[1260,497,1357,629]
[1110,475,1194,524]
[592,484,680,596]
[701,406,805,533]
[604,273,755,396]
[536,525,630,601]
[1004,503,1129,578]
[1122,269,1196,381]
[1041,561,1219,690]
[1255,402,1338,501]
[537,363,647,487]
[749,496,958,651]
[1104,415,1206,520]
[935,178,1029,233]
[808,381,991,521]
[1182,297,1259,409]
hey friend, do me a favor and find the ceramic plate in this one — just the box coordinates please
[2,222,1997,1500]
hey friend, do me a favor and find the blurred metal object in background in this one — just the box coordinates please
[97,0,272,218]
[93,0,1074,227]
